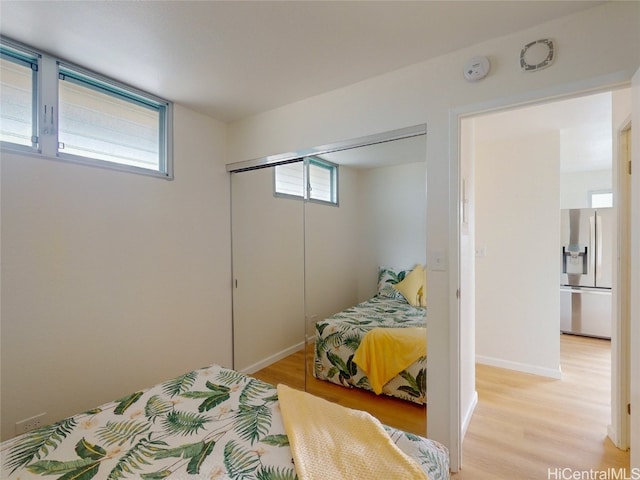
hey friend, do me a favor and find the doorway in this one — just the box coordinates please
[461,88,631,452]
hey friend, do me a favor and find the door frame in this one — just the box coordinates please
[610,119,632,450]
[450,73,633,469]
[630,66,639,470]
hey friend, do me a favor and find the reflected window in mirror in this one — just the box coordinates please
[230,126,427,436]
[274,157,338,205]
[274,160,304,197]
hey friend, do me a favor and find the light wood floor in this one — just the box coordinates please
[252,342,426,435]
[455,334,629,479]
[252,334,629,478]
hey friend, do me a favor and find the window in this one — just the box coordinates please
[589,190,613,208]
[0,37,172,179]
[274,156,338,205]
[308,158,335,202]
[58,65,166,172]
[0,43,38,148]
[274,161,305,198]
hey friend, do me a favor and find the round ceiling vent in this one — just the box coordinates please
[520,39,555,72]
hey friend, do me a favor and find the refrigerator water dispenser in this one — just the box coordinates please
[562,246,588,275]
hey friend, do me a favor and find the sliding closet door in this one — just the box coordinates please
[231,166,305,375]
[303,135,428,433]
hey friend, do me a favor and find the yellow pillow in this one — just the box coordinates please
[392,264,426,307]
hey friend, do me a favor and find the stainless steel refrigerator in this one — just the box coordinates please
[560,208,612,339]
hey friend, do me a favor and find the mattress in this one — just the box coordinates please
[313,296,427,404]
[1,363,448,479]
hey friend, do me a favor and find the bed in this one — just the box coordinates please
[313,265,427,404]
[1,363,448,480]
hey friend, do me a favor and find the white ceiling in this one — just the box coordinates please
[320,90,616,173]
[0,0,604,123]
[473,92,615,173]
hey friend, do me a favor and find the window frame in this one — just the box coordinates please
[588,189,613,209]
[307,156,338,204]
[273,156,339,206]
[0,38,40,154]
[0,36,173,180]
[273,159,305,201]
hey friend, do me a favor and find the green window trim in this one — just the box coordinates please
[0,35,173,180]
[0,39,39,149]
[274,156,338,206]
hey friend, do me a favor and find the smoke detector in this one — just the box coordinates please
[463,56,491,82]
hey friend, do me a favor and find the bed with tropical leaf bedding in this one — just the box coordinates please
[313,265,428,405]
[1,363,449,480]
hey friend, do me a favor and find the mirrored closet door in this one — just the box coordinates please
[230,164,305,388]
[229,126,427,434]
[303,135,428,435]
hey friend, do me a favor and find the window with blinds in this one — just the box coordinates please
[274,161,305,198]
[274,157,338,205]
[0,44,38,149]
[0,37,172,179]
[308,158,335,202]
[58,66,166,172]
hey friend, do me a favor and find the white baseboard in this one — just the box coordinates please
[476,355,562,379]
[462,391,478,439]
[607,424,619,448]
[240,341,305,375]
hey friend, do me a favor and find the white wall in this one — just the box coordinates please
[226,2,640,461]
[356,161,427,301]
[475,131,561,377]
[304,166,361,334]
[561,169,612,209]
[0,104,232,441]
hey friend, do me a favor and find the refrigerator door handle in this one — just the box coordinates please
[595,213,602,283]
[589,215,596,279]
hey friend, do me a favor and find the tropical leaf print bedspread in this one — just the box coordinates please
[314,296,427,404]
[1,364,448,480]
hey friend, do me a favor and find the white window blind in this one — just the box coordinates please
[58,67,164,171]
[0,36,172,179]
[0,46,37,148]
[274,161,305,197]
[308,159,333,202]
[274,157,337,205]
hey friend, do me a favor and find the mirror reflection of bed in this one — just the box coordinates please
[230,128,427,435]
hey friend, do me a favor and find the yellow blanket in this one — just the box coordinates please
[353,327,427,394]
[276,384,428,480]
